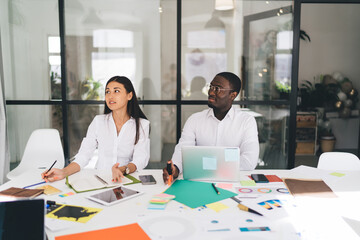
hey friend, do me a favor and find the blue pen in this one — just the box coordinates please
[23,181,46,189]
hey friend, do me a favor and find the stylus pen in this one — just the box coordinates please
[95,174,108,185]
[212,183,220,195]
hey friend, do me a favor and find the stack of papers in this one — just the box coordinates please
[148,193,175,210]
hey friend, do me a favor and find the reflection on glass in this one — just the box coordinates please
[183,76,208,100]
[4,0,59,100]
[249,105,289,169]
[7,105,62,165]
[244,4,293,101]
[65,0,176,100]
[182,0,234,99]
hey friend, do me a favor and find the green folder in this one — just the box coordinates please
[164,180,237,208]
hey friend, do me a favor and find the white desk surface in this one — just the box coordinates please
[1,167,360,240]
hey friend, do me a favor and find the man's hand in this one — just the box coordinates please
[162,160,179,184]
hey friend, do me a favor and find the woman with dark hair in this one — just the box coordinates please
[42,76,150,182]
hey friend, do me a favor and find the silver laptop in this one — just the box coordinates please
[182,146,240,182]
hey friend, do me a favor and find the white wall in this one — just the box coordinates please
[299,4,360,99]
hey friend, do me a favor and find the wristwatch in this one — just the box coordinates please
[124,166,130,175]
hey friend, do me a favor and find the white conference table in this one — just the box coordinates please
[1,167,360,240]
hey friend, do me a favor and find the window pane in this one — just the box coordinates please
[4,0,60,100]
[143,105,177,168]
[68,104,104,158]
[248,105,289,169]
[182,0,229,99]
[7,105,63,165]
[65,0,176,101]
[181,105,208,129]
[243,2,293,101]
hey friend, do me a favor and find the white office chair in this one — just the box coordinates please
[7,129,65,180]
[317,152,360,171]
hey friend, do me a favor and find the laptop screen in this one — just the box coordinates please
[182,146,240,182]
[0,199,45,240]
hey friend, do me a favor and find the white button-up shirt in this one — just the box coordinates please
[172,106,259,173]
[73,114,150,171]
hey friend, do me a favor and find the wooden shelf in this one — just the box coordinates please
[296,112,317,155]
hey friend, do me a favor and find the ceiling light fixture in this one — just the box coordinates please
[215,0,234,11]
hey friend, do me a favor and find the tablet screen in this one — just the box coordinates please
[89,186,140,204]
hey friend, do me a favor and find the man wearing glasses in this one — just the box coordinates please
[163,72,259,182]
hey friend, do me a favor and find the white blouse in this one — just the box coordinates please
[172,106,259,173]
[73,114,150,171]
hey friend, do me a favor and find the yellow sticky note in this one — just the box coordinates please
[240,180,256,186]
[330,172,345,177]
[206,202,229,213]
[36,185,61,195]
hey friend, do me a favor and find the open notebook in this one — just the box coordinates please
[66,169,133,193]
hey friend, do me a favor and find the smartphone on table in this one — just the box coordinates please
[139,175,157,185]
[251,174,269,183]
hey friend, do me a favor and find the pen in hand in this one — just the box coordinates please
[167,161,173,186]
[212,183,220,195]
[43,160,57,179]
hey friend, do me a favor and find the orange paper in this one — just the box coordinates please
[55,223,150,240]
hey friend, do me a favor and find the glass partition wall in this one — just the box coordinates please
[296,1,360,167]
[3,0,294,170]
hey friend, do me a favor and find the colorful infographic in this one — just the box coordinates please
[235,187,289,198]
[257,199,283,210]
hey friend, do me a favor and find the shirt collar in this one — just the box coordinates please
[207,106,234,121]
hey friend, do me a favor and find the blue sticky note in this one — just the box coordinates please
[224,148,239,162]
[203,157,217,170]
[148,203,166,210]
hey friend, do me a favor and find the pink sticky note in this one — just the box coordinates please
[154,193,175,199]
[216,183,233,190]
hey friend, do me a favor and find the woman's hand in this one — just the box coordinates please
[112,163,124,182]
[41,168,66,182]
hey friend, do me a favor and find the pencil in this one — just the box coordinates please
[45,160,57,174]
[212,183,220,194]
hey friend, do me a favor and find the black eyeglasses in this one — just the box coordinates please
[206,84,233,94]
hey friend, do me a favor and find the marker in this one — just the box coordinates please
[167,161,173,186]
[212,183,220,195]
[231,197,263,216]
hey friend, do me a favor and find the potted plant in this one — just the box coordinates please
[275,80,291,99]
[318,120,336,152]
